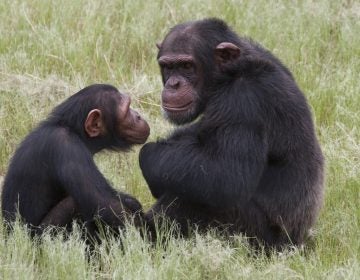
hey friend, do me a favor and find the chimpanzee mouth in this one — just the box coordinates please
[126,135,148,144]
[162,101,193,112]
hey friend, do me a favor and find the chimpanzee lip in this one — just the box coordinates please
[162,101,193,112]
[125,132,150,144]
[129,136,148,144]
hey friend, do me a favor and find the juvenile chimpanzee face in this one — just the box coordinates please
[158,49,202,125]
[84,93,150,145]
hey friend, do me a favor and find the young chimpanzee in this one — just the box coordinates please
[139,18,324,250]
[2,84,150,237]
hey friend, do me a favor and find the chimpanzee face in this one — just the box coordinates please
[84,93,150,144]
[157,29,240,125]
[158,52,201,125]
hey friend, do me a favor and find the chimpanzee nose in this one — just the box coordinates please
[168,78,180,89]
[135,111,142,121]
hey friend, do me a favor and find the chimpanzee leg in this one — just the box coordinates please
[145,194,218,236]
[229,199,294,251]
[147,194,290,250]
[40,196,77,227]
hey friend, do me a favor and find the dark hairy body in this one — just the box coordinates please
[2,84,150,237]
[140,18,324,250]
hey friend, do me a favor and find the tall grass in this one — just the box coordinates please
[0,0,359,279]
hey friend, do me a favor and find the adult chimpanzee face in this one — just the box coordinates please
[116,94,150,144]
[158,50,201,125]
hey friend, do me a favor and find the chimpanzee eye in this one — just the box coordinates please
[163,64,174,70]
[183,62,192,70]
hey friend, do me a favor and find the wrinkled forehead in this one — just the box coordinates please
[117,93,131,119]
[158,54,194,65]
[119,93,130,104]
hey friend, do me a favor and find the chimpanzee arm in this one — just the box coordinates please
[53,131,139,225]
[139,123,267,208]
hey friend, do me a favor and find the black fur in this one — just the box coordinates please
[140,18,324,250]
[2,84,143,236]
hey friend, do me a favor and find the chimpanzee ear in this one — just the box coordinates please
[215,42,241,65]
[85,109,105,138]
[156,42,162,50]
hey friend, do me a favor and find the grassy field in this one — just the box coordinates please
[0,0,359,279]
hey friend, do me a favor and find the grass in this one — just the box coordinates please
[0,0,359,279]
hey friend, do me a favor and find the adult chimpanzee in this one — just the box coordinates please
[139,18,324,250]
[2,84,150,237]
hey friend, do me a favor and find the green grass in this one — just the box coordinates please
[0,0,359,279]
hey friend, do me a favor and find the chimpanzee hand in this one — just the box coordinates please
[118,192,143,214]
[97,193,143,228]
[119,193,145,228]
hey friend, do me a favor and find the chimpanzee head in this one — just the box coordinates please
[50,84,150,153]
[157,18,241,125]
